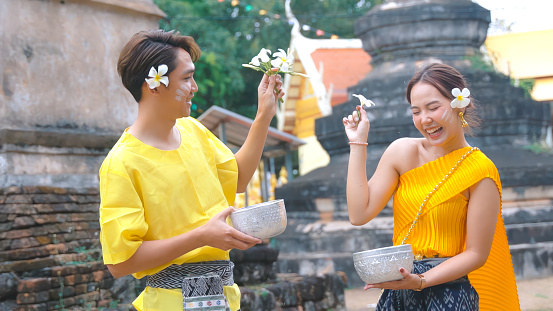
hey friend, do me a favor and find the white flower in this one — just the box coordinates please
[271,49,294,72]
[352,94,375,108]
[145,65,169,89]
[450,88,470,108]
[250,48,272,66]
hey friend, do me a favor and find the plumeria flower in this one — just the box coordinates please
[271,49,294,72]
[145,65,169,89]
[242,47,309,104]
[352,94,375,108]
[450,88,470,108]
[250,48,272,66]
[352,94,375,121]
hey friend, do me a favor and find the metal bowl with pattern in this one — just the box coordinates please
[353,244,414,284]
[230,199,287,240]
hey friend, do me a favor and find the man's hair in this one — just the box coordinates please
[117,29,201,102]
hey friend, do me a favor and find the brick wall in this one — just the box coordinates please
[0,186,346,310]
[0,186,123,311]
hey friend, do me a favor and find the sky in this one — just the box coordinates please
[473,0,553,35]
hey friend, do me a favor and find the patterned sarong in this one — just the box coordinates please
[146,260,234,311]
[376,258,479,311]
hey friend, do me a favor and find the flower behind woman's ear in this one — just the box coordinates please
[450,88,470,108]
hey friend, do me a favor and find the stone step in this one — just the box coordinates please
[273,206,553,286]
[503,206,553,224]
[275,218,394,254]
[275,242,553,287]
[276,217,553,255]
[510,241,553,280]
[505,221,553,245]
[276,252,361,287]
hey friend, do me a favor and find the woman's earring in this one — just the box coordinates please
[458,111,468,128]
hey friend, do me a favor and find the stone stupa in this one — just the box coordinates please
[274,0,553,286]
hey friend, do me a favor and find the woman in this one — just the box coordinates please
[343,63,520,310]
[99,29,284,311]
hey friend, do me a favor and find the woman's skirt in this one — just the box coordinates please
[376,258,479,311]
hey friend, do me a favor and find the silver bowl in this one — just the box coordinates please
[230,199,287,239]
[353,244,414,284]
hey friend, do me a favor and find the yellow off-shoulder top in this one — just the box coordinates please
[393,147,520,311]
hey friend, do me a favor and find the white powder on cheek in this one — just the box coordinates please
[442,108,453,123]
[175,84,190,102]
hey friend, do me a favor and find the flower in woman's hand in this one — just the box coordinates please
[352,94,375,120]
[352,94,375,108]
[271,49,294,72]
[450,88,470,108]
[145,64,169,89]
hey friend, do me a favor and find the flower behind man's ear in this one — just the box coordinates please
[145,65,169,89]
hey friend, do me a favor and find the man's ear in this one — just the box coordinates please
[142,82,161,98]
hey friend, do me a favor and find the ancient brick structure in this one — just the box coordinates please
[0,186,123,310]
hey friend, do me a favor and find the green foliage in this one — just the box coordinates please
[55,276,67,311]
[154,0,380,119]
[524,141,553,155]
[466,54,496,73]
[98,300,120,311]
[290,0,383,39]
[512,78,536,99]
[61,246,102,266]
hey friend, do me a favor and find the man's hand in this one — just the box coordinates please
[257,69,284,121]
[199,207,262,251]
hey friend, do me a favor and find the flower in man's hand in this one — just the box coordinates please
[271,49,294,72]
[251,48,272,66]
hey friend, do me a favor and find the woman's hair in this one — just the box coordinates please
[405,63,481,135]
[117,29,201,102]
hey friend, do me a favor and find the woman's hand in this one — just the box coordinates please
[257,69,284,121]
[199,207,262,251]
[343,105,370,144]
[363,268,422,290]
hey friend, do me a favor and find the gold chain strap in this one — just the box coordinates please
[400,147,479,246]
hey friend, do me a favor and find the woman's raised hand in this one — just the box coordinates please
[343,105,370,144]
[199,207,261,251]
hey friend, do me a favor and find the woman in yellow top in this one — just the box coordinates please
[99,30,283,311]
[343,63,520,310]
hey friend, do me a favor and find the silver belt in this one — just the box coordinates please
[146,260,235,288]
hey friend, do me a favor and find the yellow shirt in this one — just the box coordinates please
[393,147,520,310]
[99,117,241,311]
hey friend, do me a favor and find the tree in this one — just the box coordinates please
[155,0,381,118]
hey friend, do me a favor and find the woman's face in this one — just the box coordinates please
[410,82,465,150]
[161,48,198,118]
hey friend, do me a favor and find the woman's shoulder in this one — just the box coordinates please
[386,137,422,157]
[382,138,423,174]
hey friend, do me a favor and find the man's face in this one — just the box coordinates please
[162,48,198,118]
